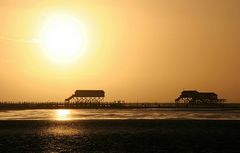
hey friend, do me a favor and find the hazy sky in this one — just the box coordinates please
[0,0,239,102]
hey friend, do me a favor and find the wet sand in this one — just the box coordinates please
[0,120,240,153]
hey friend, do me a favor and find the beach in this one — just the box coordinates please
[0,119,240,153]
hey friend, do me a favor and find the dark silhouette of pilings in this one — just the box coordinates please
[0,101,238,110]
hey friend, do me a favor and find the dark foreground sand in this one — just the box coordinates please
[0,120,240,153]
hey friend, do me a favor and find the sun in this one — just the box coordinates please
[39,14,86,63]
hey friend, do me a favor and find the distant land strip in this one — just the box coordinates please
[0,102,240,110]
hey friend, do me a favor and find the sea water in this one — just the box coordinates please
[0,108,240,120]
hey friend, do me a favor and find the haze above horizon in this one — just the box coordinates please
[0,0,239,102]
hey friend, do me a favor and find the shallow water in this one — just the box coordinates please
[1,110,240,153]
[0,108,240,120]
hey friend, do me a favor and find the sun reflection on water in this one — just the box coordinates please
[55,109,71,120]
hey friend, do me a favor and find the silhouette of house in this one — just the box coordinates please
[65,90,105,103]
[175,90,225,104]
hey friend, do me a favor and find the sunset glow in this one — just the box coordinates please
[55,109,71,120]
[0,1,240,102]
[39,14,86,64]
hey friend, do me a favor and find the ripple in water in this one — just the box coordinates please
[0,109,240,120]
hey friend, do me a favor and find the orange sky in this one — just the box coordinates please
[0,0,240,102]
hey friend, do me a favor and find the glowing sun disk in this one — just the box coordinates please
[39,14,85,64]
